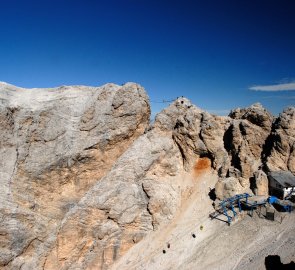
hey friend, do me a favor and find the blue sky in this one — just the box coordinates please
[0,0,294,116]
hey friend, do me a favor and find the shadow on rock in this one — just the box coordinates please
[265,255,295,270]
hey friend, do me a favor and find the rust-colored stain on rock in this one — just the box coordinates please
[194,157,211,176]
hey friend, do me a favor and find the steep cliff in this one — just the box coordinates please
[0,82,150,269]
[0,82,294,270]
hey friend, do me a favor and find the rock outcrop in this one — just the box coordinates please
[0,82,150,269]
[252,170,269,196]
[219,103,272,193]
[0,81,294,269]
[265,107,295,174]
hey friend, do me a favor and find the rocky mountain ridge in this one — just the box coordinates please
[0,82,294,269]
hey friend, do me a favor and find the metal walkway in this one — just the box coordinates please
[210,193,251,225]
[210,193,293,225]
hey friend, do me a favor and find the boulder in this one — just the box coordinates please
[253,170,269,196]
[215,177,252,200]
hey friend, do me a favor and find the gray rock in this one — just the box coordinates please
[253,170,269,196]
[266,107,295,173]
[226,103,274,179]
[1,80,294,270]
[0,82,150,269]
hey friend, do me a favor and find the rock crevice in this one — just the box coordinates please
[1,83,294,269]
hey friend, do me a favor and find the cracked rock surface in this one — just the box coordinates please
[0,82,150,269]
[0,82,294,269]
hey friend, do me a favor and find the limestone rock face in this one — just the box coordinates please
[1,81,295,270]
[0,82,150,269]
[227,103,274,180]
[200,112,231,177]
[44,131,183,270]
[266,107,295,174]
[229,102,273,129]
[158,97,231,176]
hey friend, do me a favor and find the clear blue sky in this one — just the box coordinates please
[1,0,295,116]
